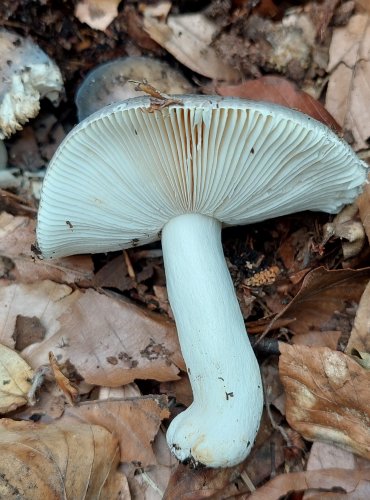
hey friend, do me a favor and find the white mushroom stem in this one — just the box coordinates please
[162,213,263,468]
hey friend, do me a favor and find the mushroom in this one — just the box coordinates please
[0,29,63,139]
[75,56,192,121]
[36,96,367,467]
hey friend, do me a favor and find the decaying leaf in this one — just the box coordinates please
[357,181,370,247]
[23,289,185,386]
[49,351,79,406]
[347,279,370,354]
[164,461,247,499]
[0,344,33,413]
[0,419,129,498]
[160,375,193,407]
[279,343,370,460]
[143,12,239,81]
[75,0,120,31]
[249,468,370,499]
[217,76,341,133]
[0,279,79,348]
[124,429,177,499]
[0,212,94,284]
[266,267,370,337]
[326,13,370,150]
[322,203,365,259]
[63,396,169,466]
[307,441,363,471]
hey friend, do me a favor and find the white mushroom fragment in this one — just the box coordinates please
[75,56,192,120]
[36,96,368,467]
[0,29,63,139]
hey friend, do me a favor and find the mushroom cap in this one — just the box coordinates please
[0,29,63,139]
[37,95,368,259]
[75,57,192,121]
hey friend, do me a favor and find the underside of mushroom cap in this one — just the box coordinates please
[37,95,368,259]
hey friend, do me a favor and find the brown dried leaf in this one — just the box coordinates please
[279,343,370,459]
[218,76,341,133]
[0,418,130,498]
[63,396,169,466]
[94,254,135,292]
[267,267,370,336]
[249,468,370,499]
[23,289,185,386]
[49,351,79,406]
[307,441,368,471]
[357,181,370,246]
[164,461,246,499]
[143,13,239,81]
[0,212,94,284]
[124,429,177,499]
[292,330,341,349]
[326,13,370,150]
[75,0,120,31]
[0,344,33,413]
[347,280,370,354]
[160,375,193,407]
[356,0,370,14]
[0,280,79,348]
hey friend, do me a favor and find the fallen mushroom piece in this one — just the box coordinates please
[37,96,367,467]
[76,56,192,120]
[0,29,63,139]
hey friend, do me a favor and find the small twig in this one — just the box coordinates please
[240,470,256,492]
[139,470,164,497]
[123,250,136,280]
[263,383,291,446]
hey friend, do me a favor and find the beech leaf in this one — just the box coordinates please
[326,13,370,150]
[0,419,130,498]
[249,468,370,499]
[0,280,79,348]
[266,267,370,336]
[0,344,33,413]
[347,280,370,354]
[0,212,93,285]
[279,343,370,459]
[23,289,185,386]
[64,396,170,466]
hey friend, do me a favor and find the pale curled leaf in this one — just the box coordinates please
[75,0,120,31]
[63,396,170,466]
[326,13,370,150]
[23,289,185,386]
[0,344,33,413]
[279,343,370,459]
[143,13,239,81]
[357,182,370,249]
[0,418,130,499]
[49,351,79,405]
[347,279,370,354]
